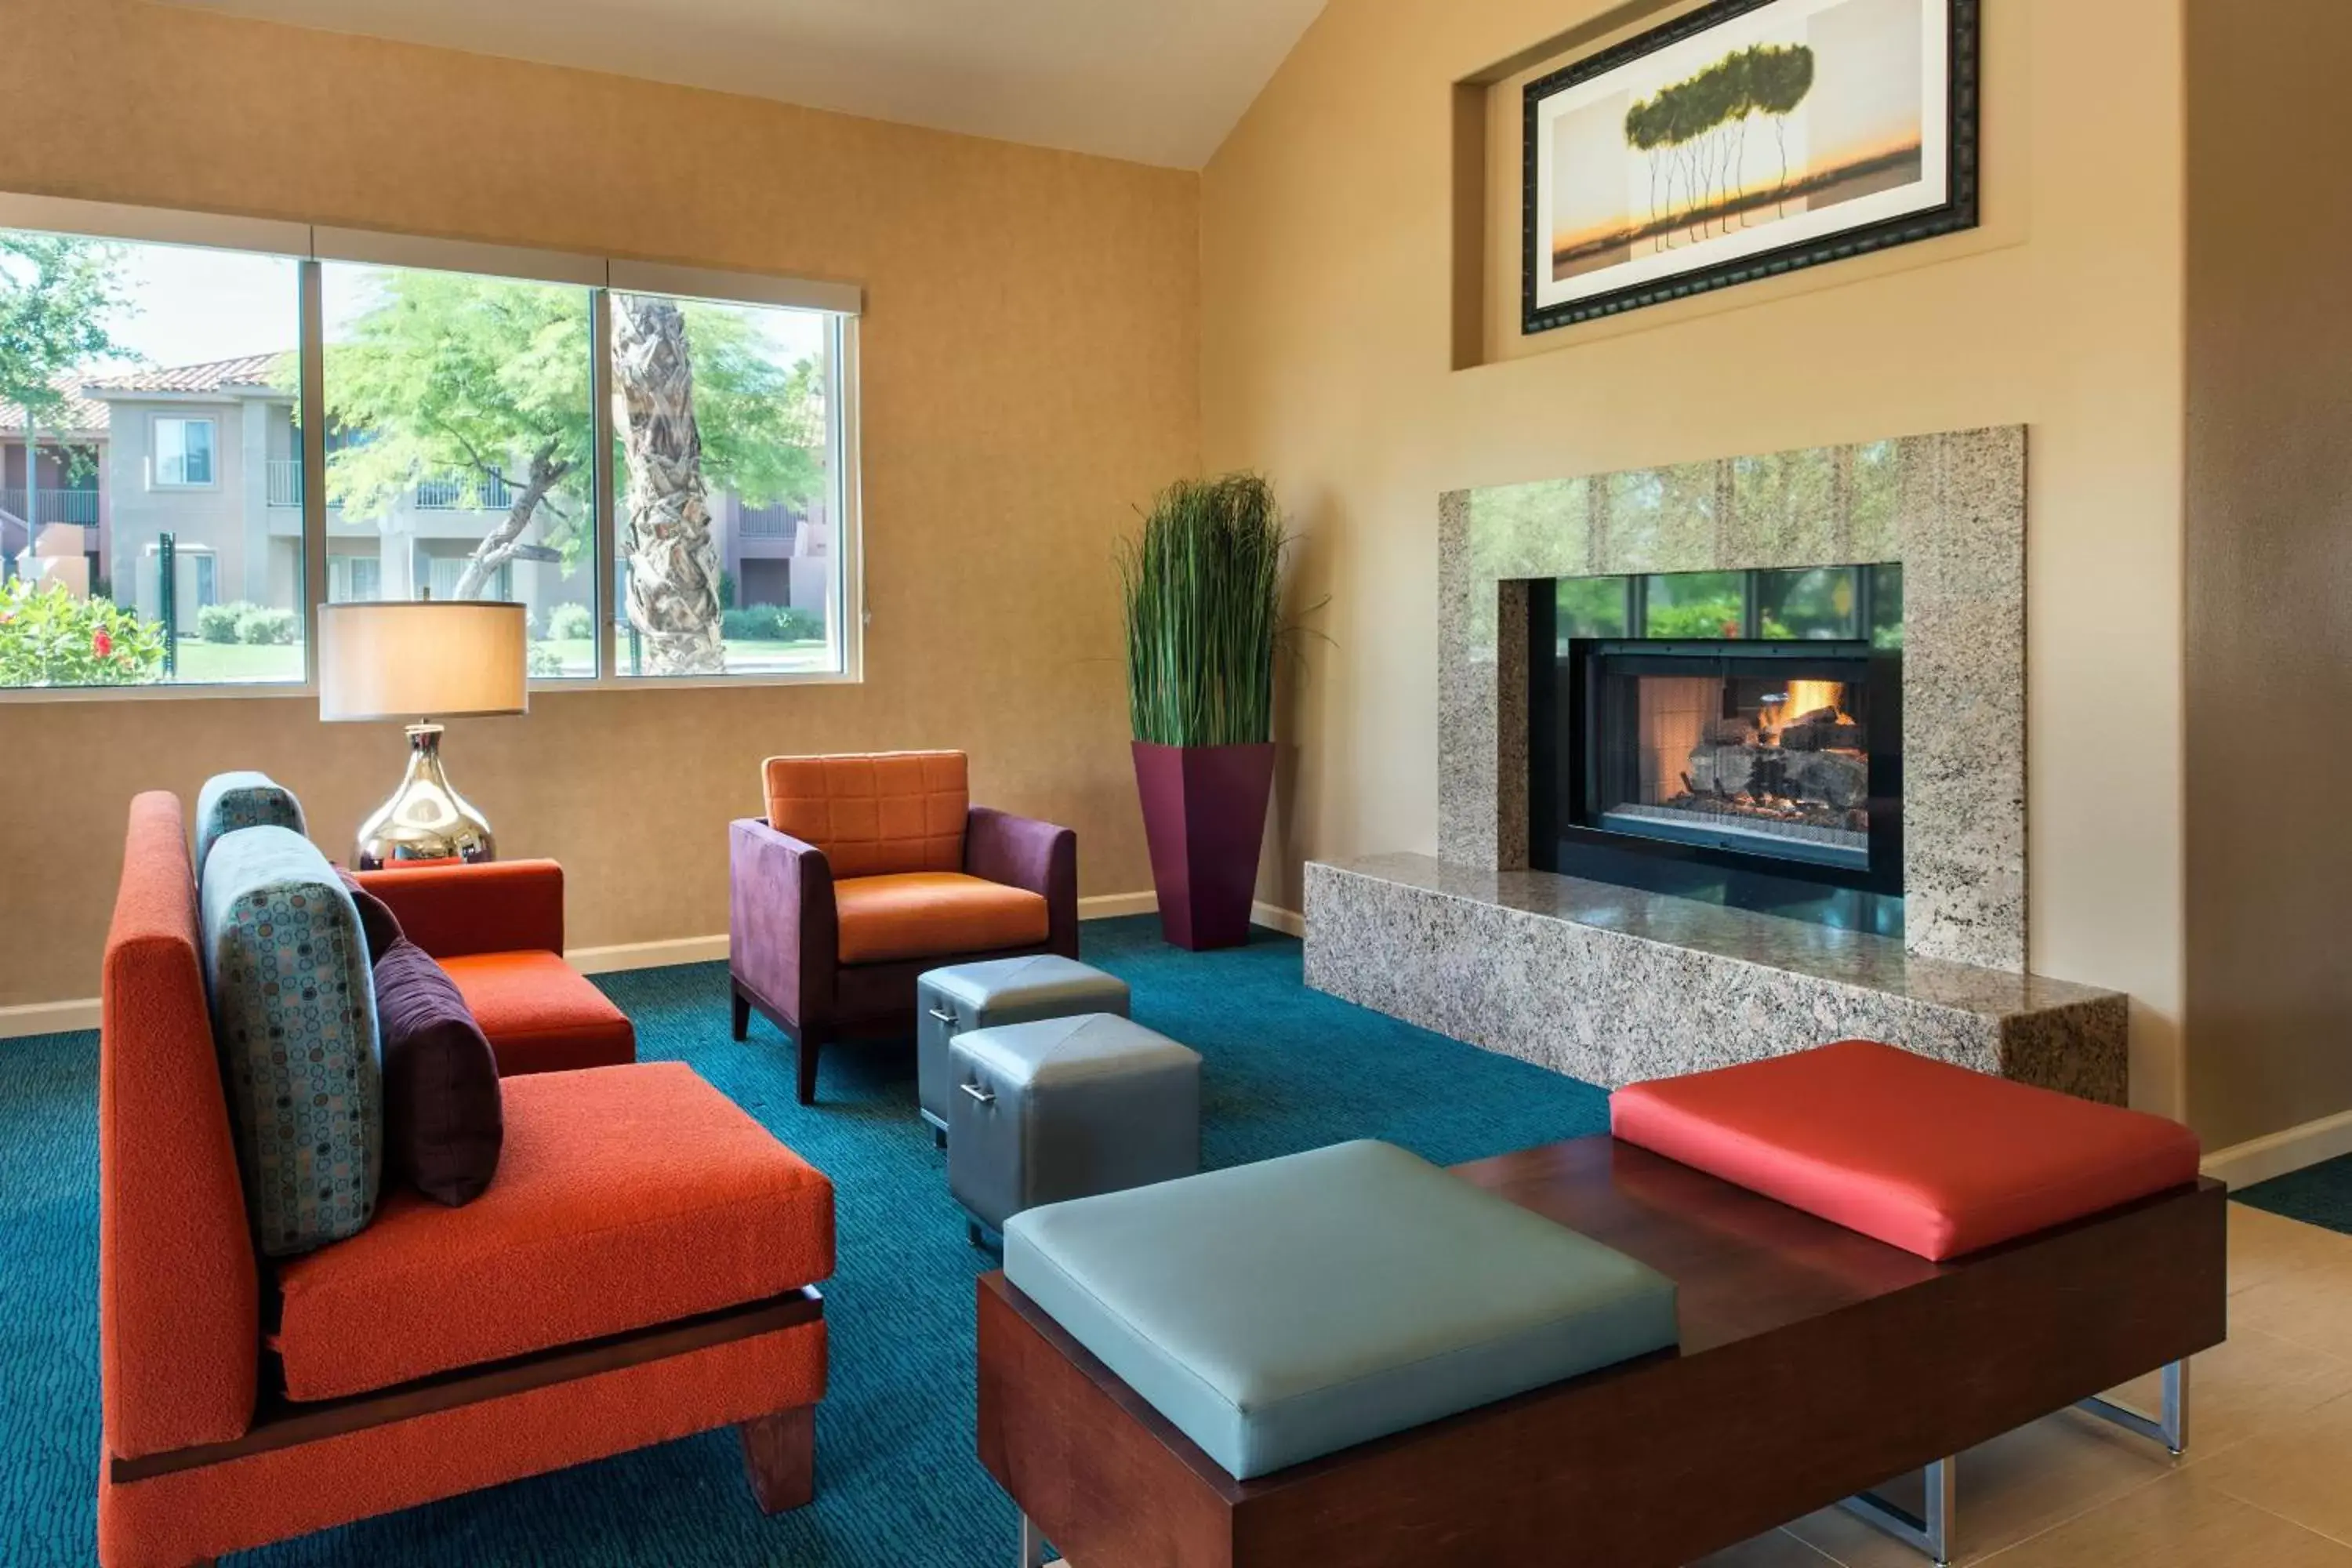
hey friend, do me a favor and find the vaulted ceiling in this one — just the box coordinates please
[150,0,1327,169]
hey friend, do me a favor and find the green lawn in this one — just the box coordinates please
[152,635,833,688]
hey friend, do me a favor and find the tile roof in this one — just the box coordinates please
[0,387,110,437]
[79,353,291,395]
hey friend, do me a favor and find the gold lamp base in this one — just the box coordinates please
[355,723,496,869]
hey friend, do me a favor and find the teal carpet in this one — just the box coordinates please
[0,917,1609,1566]
[2238,1155,2352,1237]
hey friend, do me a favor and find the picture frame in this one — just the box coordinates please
[1523,0,1979,335]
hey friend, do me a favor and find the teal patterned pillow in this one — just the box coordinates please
[194,771,307,872]
[199,826,382,1257]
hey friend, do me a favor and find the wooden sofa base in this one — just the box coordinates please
[103,1288,824,1568]
[977,1137,2227,1568]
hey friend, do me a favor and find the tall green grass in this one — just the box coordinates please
[1119,474,1287,747]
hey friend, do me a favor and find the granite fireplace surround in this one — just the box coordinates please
[1305,427,2131,1104]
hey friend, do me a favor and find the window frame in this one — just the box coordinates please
[0,191,866,702]
[149,414,219,490]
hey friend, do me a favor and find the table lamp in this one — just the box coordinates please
[318,597,529,869]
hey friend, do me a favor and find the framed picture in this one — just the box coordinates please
[1523,0,1978,334]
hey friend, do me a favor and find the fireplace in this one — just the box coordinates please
[1527,568,1905,934]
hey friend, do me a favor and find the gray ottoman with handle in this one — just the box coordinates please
[949,1012,1200,1247]
[916,956,1131,1146]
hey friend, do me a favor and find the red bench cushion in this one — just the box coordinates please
[440,950,636,1076]
[1609,1040,2201,1261]
[272,1062,833,1401]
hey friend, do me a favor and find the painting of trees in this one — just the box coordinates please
[1623,43,1816,245]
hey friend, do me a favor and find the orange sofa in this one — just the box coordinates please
[729,751,1079,1105]
[99,793,833,1568]
[354,859,636,1076]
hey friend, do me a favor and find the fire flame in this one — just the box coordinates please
[1760,679,1851,741]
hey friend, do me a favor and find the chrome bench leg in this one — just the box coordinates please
[2078,1358,2190,1456]
[1018,1512,1051,1567]
[1840,1455,1955,1566]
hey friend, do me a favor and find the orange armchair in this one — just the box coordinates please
[729,751,1078,1105]
[354,859,634,1076]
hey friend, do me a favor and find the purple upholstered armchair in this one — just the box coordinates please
[729,751,1078,1105]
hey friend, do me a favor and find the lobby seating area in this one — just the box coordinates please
[7,0,2352,1565]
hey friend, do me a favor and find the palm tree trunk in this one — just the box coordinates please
[613,298,724,676]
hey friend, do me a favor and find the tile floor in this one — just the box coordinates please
[1695,1202,2352,1566]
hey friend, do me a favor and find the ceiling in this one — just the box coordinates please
[150,0,1327,169]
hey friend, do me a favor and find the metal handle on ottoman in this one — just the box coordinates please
[929,1007,960,1026]
[961,1082,996,1105]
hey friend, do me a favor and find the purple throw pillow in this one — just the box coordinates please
[374,937,503,1205]
[335,866,405,966]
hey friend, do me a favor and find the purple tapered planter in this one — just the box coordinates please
[1132,740,1276,952]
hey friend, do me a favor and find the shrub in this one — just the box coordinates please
[543,601,593,642]
[720,605,778,641]
[719,569,737,612]
[0,580,167,687]
[198,601,254,644]
[771,607,824,642]
[527,642,564,677]
[235,605,299,645]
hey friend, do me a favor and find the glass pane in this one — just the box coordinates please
[321,261,595,680]
[1555,575,1628,646]
[2,228,303,687]
[610,292,841,677]
[1869,562,1904,650]
[1644,571,1744,639]
[1757,566,1859,641]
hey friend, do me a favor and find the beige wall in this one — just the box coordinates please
[0,0,1199,1008]
[1202,0,2193,1117]
[2183,0,2352,1149]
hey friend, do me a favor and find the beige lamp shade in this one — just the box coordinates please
[318,601,531,721]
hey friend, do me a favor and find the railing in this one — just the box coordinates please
[737,503,797,540]
[267,459,303,508]
[416,475,515,511]
[2,487,100,527]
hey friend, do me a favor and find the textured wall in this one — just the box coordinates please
[2183,0,2352,1149]
[1200,0,2190,1116]
[0,0,1199,1007]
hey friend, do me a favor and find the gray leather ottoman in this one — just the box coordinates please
[949,1012,1200,1246]
[916,956,1131,1145]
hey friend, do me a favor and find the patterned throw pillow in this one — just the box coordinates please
[200,826,383,1257]
[194,771,308,873]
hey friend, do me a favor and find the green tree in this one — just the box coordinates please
[320,274,824,658]
[1,234,129,502]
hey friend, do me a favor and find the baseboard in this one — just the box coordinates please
[1079,891,1305,938]
[0,997,100,1040]
[1078,892,1160,920]
[564,935,731,975]
[2202,1106,2352,1190]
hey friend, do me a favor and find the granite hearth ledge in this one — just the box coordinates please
[1305,855,2128,1105]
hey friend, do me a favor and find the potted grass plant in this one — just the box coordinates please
[1119,473,1288,950]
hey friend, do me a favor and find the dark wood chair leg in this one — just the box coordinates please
[795,1029,822,1105]
[739,1405,816,1514]
[730,984,751,1042]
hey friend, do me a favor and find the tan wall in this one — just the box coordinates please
[0,0,1198,1007]
[1202,0,2193,1116]
[2183,0,2352,1148]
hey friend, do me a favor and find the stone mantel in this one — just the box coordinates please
[1436,425,2027,972]
[1305,855,2127,1105]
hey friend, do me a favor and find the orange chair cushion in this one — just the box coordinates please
[440,950,636,1076]
[271,1062,833,1402]
[1609,1040,2203,1261]
[763,751,967,879]
[833,871,1051,965]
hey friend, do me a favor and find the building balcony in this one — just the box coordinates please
[267,459,303,508]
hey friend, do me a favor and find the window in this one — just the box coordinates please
[610,289,848,677]
[152,416,216,487]
[321,260,597,679]
[1,197,862,695]
[0,219,305,690]
[1645,572,1746,640]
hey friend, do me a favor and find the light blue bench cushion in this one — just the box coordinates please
[1004,1139,1678,1480]
[194,771,307,872]
[201,825,382,1257]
